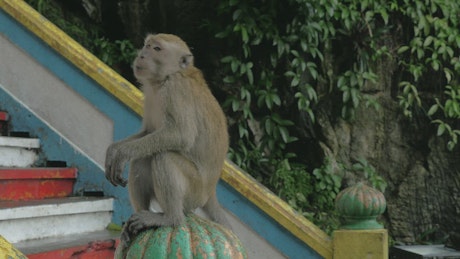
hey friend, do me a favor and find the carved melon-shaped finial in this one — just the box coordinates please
[116,215,247,259]
[335,182,386,230]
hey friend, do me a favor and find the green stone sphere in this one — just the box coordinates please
[335,182,386,230]
[116,215,247,259]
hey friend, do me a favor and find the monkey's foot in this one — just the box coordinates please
[122,210,163,245]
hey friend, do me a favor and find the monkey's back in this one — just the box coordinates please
[180,67,229,179]
[145,67,228,183]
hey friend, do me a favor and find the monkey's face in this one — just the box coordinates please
[133,34,194,83]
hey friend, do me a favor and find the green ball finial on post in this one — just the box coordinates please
[335,182,387,230]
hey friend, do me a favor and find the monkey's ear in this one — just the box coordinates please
[180,54,193,69]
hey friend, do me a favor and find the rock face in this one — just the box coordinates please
[314,56,460,243]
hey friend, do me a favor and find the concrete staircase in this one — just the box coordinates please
[0,111,119,258]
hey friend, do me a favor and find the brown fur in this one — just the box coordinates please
[105,34,230,245]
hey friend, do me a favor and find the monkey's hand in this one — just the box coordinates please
[105,143,128,187]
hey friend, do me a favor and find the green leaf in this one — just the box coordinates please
[307,62,318,80]
[423,36,433,47]
[257,92,266,108]
[238,123,248,138]
[243,106,251,119]
[272,94,281,106]
[221,56,233,63]
[291,50,300,57]
[337,76,346,89]
[247,69,254,84]
[444,68,453,83]
[446,46,454,58]
[431,60,440,71]
[232,9,242,20]
[231,61,238,73]
[343,89,350,103]
[341,106,348,118]
[307,109,315,123]
[427,104,438,116]
[285,71,296,77]
[417,48,424,59]
[229,0,239,6]
[291,77,300,87]
[232,99,240,112]
[319,182,326,190]
[397,46,409,54]
[223,76,235,84]
[239,63,247,74]
[301,40,308,51]
[437,123,446,136]
[306,86,318,102]
[351,88,360,108]
[447,141,455,151]
[240,88,250,100]
[265,96,273,109]
[279,126,289,143]
[331,174,342,186]
[265,118,273,135]
[380,9,389,24]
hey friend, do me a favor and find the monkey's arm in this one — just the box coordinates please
[105,130,148,186]
[109,130,147,148]
[105,114,198,186]
[128,126,195,156]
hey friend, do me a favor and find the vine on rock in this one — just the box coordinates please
[213,0,460,232]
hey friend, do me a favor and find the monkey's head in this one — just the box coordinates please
[133,34,194,83]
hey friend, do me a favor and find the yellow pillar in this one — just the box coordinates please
[333,229,388,259]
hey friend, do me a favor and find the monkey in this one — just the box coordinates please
[105,33,231,245]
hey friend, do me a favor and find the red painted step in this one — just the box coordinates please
[0,111,9,136]
[0,111,9,121]
[15,230,120,259]
[27,239,119,259]
[0,168,77,201]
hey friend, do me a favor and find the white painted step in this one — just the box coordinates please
[14,229,119,255]
[0,197,113,243]
[0,136,40,167]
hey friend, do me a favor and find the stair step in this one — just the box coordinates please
[0,111,9,136]
[0,136,40,167]
[0,111,9,121]
[0,136,40,148]
[0,197,113,243]
[0,168,77,201]
[15,230,119,259]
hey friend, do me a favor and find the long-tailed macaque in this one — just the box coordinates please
[105,33,230,245]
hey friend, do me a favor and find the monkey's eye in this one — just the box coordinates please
[153,46,162,51]
[145,44,151,48]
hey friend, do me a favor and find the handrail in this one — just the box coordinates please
[0,1,333,258]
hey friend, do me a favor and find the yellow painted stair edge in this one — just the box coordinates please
[0,235,27,259]
[0,1,333,258]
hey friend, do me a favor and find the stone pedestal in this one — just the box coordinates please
[333,229,388,259]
